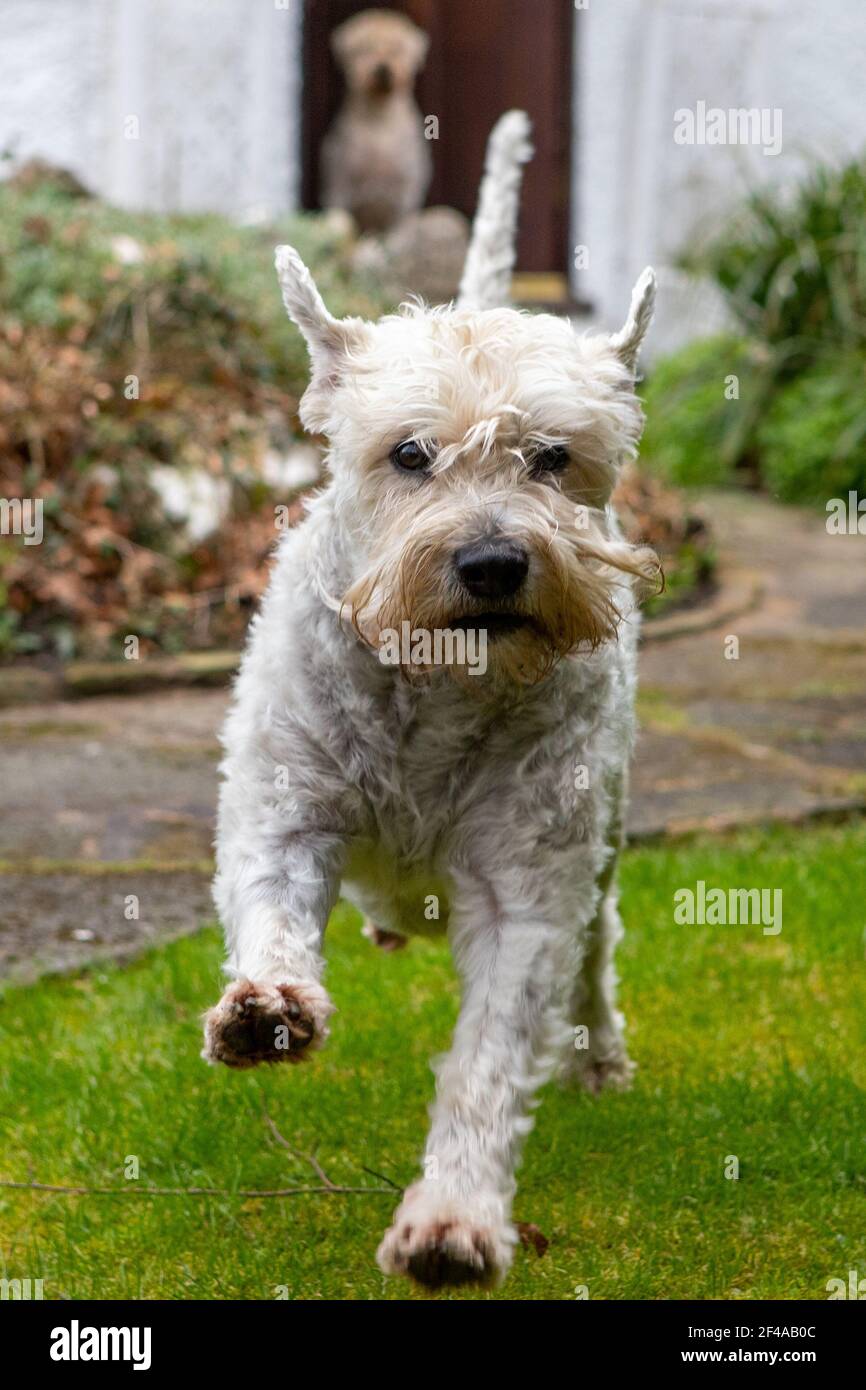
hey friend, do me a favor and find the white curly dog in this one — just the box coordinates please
[203,110,658,1290]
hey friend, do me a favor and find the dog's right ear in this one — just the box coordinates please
[275,245,367,432]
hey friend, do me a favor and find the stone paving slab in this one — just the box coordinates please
[631,726,862,838]
[0,869,215,984]
[0,691,222,864]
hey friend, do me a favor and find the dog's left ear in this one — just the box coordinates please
[275,245,368,432]
[610,267,656,372]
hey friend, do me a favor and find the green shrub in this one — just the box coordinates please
[756,352,866,503]
[682,156,866,360]
[642,155,866,504]
[639,336,760,487]
[0,176,386,396]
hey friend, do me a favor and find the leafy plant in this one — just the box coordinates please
[756,352,866,502]
[639,336,760,488]
[641,156,866,502]
[681,156,866,359]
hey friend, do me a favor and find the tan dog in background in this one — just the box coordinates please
[321,8,431,232]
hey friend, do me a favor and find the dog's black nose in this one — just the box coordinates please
[454,540,529,600]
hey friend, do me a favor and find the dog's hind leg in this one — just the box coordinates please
[561,869,636,1094]
[561,770,635,1094]
[361,919,407,952]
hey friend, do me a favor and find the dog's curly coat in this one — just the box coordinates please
[202,111,658,1289]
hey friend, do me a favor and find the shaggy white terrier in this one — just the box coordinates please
[203,111,658,1290]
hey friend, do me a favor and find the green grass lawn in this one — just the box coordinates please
[1,822,864,1301]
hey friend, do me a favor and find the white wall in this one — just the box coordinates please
[1,0,113,192]
[574,0,866,354]
[0,0,301,219]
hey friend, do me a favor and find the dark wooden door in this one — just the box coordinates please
[302,0,574,275]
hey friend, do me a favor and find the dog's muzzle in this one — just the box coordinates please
[371,63,395,94]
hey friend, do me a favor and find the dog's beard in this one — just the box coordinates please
[341,484,661,687]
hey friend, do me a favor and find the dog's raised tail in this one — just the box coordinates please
[457,110,533,311]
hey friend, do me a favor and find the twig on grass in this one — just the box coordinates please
[360,1164,404,1193]
[261,1101,405,1196]
[0,1178,393,1198]
[262,1105,338,1190]
[0,1115,402,1202]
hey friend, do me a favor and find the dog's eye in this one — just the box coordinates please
[390,439,431,473]
[531,445,570,474]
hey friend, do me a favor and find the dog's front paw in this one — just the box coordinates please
[201,978,332,1069]
[377,1185,514,1289]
